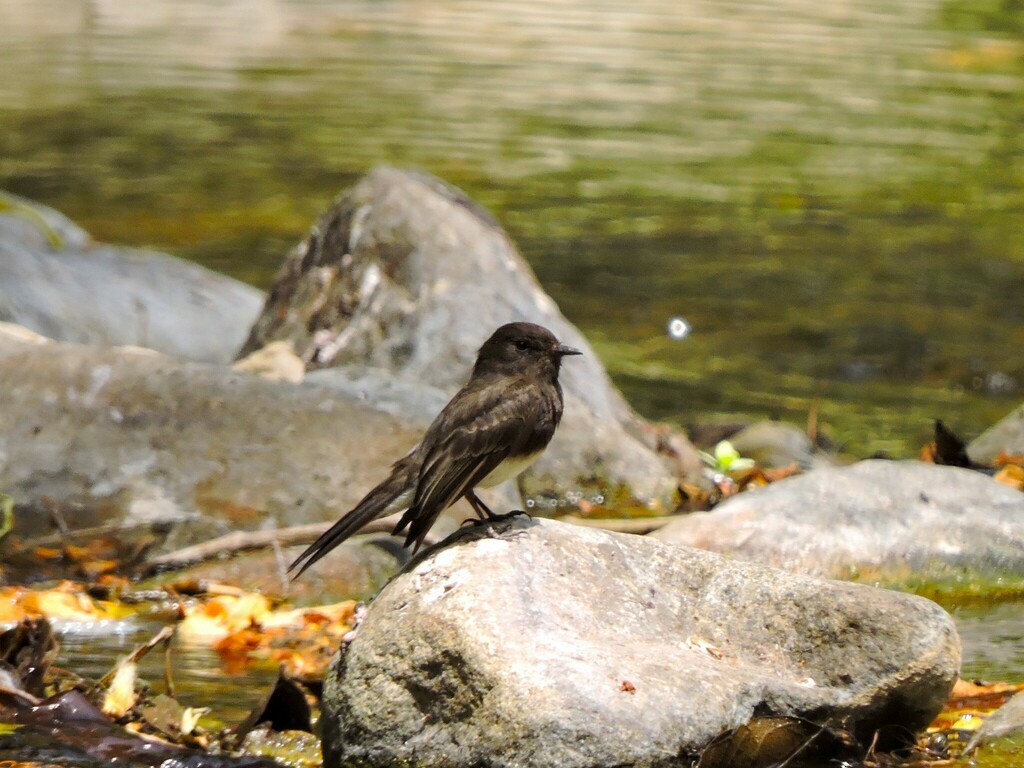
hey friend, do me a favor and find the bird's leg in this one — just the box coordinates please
[462,491,535,536]
[466,490,499,520]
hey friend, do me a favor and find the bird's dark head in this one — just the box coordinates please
[473,322,582,380]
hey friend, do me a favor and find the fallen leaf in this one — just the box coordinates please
[102,659,138,717]
[178,593,272,644]
[20,589,104,621]
[944,678,1024,711]
[993,452,1024,468]
[181,706,209,736]
[994,464,1024,492]
[0,617,57,697]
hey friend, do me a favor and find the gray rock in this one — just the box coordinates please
[306,365,450,429]
[969,403,1024,465]
[965,689,1024,754]
[654,460,1024,580]
[239,166,701,505]
[321,517,960,768]
[727,420,831,469]
[0,330,522,561]
[0,332,425,551]
[0,191,264,363]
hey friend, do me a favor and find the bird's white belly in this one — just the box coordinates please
[479,451,542,488]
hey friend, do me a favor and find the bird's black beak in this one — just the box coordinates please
[554,342,582,357]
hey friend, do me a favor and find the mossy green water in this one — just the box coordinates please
[0,0,1021,462]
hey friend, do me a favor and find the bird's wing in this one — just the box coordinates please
[397,379,542,550]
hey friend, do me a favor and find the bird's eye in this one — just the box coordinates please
[515,339,530,351]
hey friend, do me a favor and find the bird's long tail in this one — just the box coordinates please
[288,468,412,579]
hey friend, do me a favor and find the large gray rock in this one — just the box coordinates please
[239,166,700,505]
[654,460,1024,580]
[321,518,960,768]
[0,329,424,551]
[969,403,1024,465]
[0,191,264,363]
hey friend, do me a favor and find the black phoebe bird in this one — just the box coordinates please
[288,322,581,577]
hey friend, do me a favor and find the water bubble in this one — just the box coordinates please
[668,316,691,340]
[525,499,535,509]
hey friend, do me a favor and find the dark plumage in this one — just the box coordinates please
[288,322,581,578]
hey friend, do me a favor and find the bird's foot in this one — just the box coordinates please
[460,509,531,527]
[497,509,532,521]
[460,512,532,540]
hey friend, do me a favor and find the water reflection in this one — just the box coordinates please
[0,0,1021,457]
[955,603,1024,683]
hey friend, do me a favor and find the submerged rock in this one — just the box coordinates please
[321,518,959,768]
[654,460,1024,581]
[0,191,263,363]
[239,166,700,504]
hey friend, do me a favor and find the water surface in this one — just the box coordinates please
[1,0,1022,456]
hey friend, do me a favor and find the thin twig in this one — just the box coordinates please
[776,721,828,768]
[140,513,411,575]
[132,512,681,577]
[0,684,42,706]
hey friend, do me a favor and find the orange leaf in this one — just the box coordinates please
[993,464,1024,492]
[993,452,1024,468]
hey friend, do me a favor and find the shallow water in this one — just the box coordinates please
[54,619,279,725]
[955,602,1024,684]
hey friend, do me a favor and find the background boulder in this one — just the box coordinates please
[654,460,1024,581]
[239,166,701,505]
[0,192,263,364]
[0,329,420,553]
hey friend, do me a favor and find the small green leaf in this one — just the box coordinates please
[700,441,755,473]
